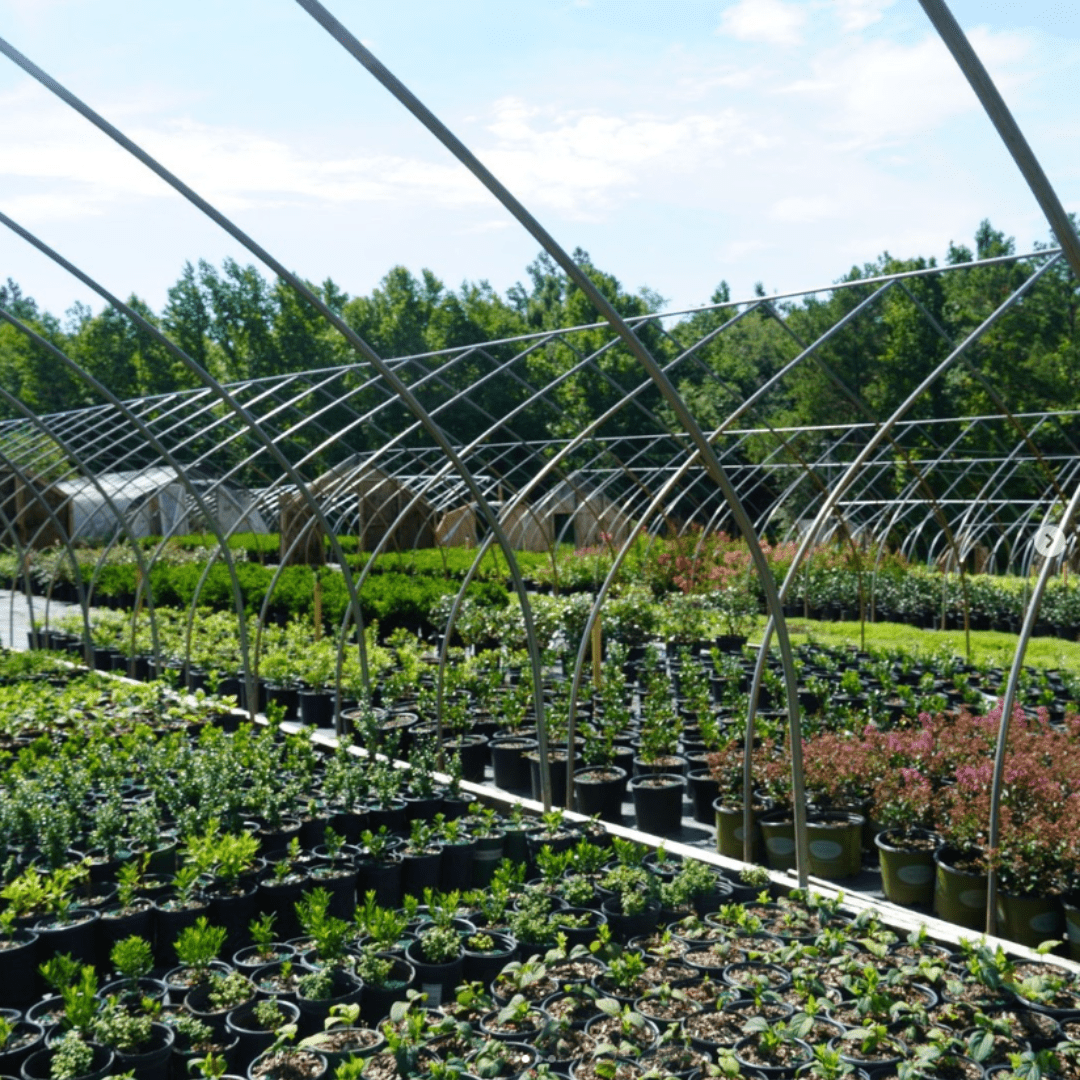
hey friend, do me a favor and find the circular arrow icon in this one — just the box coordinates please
[1033,524,1066,559]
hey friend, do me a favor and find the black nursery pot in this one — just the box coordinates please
[686,768,722,825]
[0,1019,42,1075]
[360,955,416,1022]
[402,792,444,824]
[599,896,662,943]
[462,931,516,986]
[265,683,299,722]
[296,968,363,1038]
[446,734,489,783]
[573,766,627,824]
[490,737,537,791]
[404,938,464,1009]
[355,854,404,910]
[528,751,569,807]
[151,894,210,966]
[298,689,335,728]
[366,799,407,835]
[112,1020,175,1080]
[32,908,100,968]
[470,833,506,888]
[439,837,478,893]
[226,999,301,1065]
[21,1043,115,1080]
[208,883,259,957]
[629,773,685,836]
[256,874,309,941]
[400,848,443,899]
[0,931,38,1008]
[308,862,357,922]
[97,900,154,961]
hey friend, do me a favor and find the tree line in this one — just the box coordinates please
[0,220,1076,468]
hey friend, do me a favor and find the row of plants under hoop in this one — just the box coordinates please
[20,530,1080,644]
[2,660,1080,1080]
[19,624,1080,956]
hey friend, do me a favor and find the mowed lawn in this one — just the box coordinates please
[748,616,1080,676]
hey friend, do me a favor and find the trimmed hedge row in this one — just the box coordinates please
[78,562,508,633]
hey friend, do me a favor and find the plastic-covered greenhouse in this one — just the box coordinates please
[1,5,1080,1077]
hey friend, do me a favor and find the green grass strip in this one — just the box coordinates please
[749,616,1080,674]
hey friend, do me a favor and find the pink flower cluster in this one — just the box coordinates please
[802,703,1080,893]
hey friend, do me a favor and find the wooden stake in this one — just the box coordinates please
[592,616,602,690]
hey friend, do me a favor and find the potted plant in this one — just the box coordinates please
[165,916,229,995]
[400,819,444,899]
[29,863,100,969]
[226,997,303,1063]
[297,1003,384,1068]
[466,1037,539,1079]
[598,867,661,943]
[873,766,939,906]
[257,838,310,941]
[574,717,628,825]
[436,815,477,894]
[355,826,404,910]
[101,934,162,1008]
[0,906,40,1008]
[186,970,257,1038]
[89,994,175,1078]
[0,1013,43,1076]
[463,804,507,889]
[356,948,417,1021]
[248,1023,328,1080]
[20,1030,114,1080]
[154,863,211,967]
[234,912,295,975]
[732,1016,814,1077]
[98,858,154,955]
[707,738,771,863]
[628,771,685,837]
[295,966,364,1039]
[462,930,516,985]
[635,664,685,777]
[190,824,262,956]
[404,908,465,1007]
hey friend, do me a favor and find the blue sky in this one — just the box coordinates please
[1,0,1077,325]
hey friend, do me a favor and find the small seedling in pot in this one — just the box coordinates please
[174,917,226,982]
[189,1050,229,1078]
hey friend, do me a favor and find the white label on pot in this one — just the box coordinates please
[897,864,934,885]
[1030,911,1062,933]
[767,836,796,856]
[809,840,843,861]
[423,983,443,1007]
[733,827,745,842]
[960,889,987,909]
[1066,917,1080,942]
[472,849,502,862]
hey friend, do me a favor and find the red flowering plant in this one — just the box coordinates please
[801,731,879,810]
[989,809,1074,898]
[706,735,791,812]
[871,766,936,835]
[982,708,1079,897]
[924,703,1080,885]
[633,529,761,637]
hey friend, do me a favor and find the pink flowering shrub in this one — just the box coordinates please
[766,702,1080,894]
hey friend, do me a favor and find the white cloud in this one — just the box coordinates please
[832,0,895,34]
[778,27,1034,148]
[718,0,808,47]
[477,98,751,216]
[0,79,757,225]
